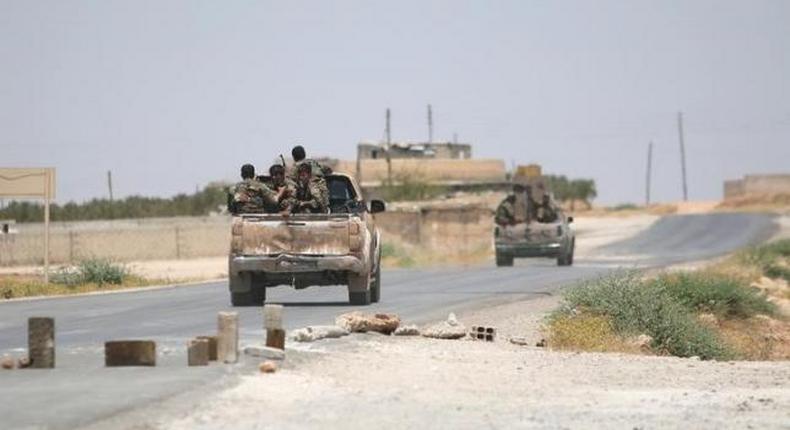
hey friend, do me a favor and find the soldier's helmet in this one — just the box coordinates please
[292,145,306,162]
[297,162,312,175]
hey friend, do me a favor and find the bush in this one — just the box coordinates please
[738,239,790,280]
[547,314,634,353]
[51,258,130,286]
[651,272,776,318]
[556,272,732,360]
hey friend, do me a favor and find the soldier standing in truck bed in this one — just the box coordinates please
[293,163,329,213]
[289,145,332,180]
[227,164,277,214]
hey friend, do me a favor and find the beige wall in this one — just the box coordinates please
[1,207,494,266]
[724,174,790,200]
[334,158,506,186]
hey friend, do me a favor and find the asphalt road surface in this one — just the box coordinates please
[0,213,778,430]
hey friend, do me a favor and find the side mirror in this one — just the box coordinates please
[370,200,386,214]
[567,216,574,223]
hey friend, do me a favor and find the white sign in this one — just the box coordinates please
[0,168,56,198]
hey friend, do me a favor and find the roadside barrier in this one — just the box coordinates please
[28,317,55,368]
[217,312,239,363]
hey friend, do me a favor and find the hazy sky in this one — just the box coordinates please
[2,0,789,204]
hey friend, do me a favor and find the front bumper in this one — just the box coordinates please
[495,242,563,257]
[229,253,365,275]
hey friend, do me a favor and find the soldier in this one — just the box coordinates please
[495,184,524,226]
[293,163,329,214]
[267,164,297,213]
[289,145,332,180]
[227,164,276,214]
[536,193,559,223]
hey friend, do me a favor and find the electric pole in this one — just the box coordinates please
[385,108,392,185]
[427,104,433,143]
[645,141,653,206]
[677,112,688,201]
[107,170,114,202]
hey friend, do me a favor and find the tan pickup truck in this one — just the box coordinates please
[228,173,386,306]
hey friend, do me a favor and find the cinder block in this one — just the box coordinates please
[188,338,209,366]
[263,304,283,330]
[105,340,156,366]
[28,317,55,368]
[266,329,286,350]
[217,312,239,364]
[196,335,218,361]
[470,326,497,342]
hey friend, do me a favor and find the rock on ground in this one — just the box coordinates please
[335,312,400,334]
[258,361,277,374]
[290,325,350,342]
[422,313,467,339]
[394,325,420,336]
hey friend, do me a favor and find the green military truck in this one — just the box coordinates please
[494,165,576,267]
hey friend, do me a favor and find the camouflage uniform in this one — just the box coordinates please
[266,178,298,213]
[288,159,330,181]
[536,198,559,223]
[495,196,517,226]
[294,178,329,213]
[227,179,277,214]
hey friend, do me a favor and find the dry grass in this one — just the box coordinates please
[717,193,790,213]
[0,273,163,300]
[547,314,642,354]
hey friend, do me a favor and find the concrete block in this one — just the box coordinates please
[470,326,496,342]
[263,304,283,330]
[196,335,218,361]
[28,317,55,368]
[243,345,285,360]
[188,338,209,366]
[105,340,156,366]
[266,329,286,350]
[217,312,239,364]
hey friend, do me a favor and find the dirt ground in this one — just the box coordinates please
[144,296,789,430]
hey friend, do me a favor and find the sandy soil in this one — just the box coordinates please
[143,296,789,430]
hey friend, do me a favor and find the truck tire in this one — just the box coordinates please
[557,242,574,266]
[348,272,372,306]
[229,273,266,306]
[370,256,381,303]
[496,251,514,267]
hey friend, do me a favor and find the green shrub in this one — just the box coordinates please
[51,258,129,286]
[737,239,790,280]
[556,272,732,360]
[651,272,776,318]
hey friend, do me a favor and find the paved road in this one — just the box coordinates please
[0,213,778,430]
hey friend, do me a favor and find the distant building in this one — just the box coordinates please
[724,174,790,199]
[357,141,472,160]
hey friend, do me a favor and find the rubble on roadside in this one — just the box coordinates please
[290,325,350,342]
[421,313,467,339]
[259,360,277,373]
[244,345,286,360]
[394,325,420,336]
[335,312,400,334]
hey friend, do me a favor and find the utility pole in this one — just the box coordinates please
[645,141,653,206]
[385,108,392,185]
[677,112,688,201]
[427,104,433,143]
[107,170,114,202]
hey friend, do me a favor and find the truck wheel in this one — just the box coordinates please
[557,243,574,267]
[370,257,381,303]
[231,291,253,306]
[567,241,575,266]
[496,252,514,267]
[348,272,372,306]
[229,273,265,306]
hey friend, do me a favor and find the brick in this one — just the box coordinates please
[105,340,156,367]
[266,329,286,350]
[196,335,218,361]
[28,317,55,368]
[188,338,209,366]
